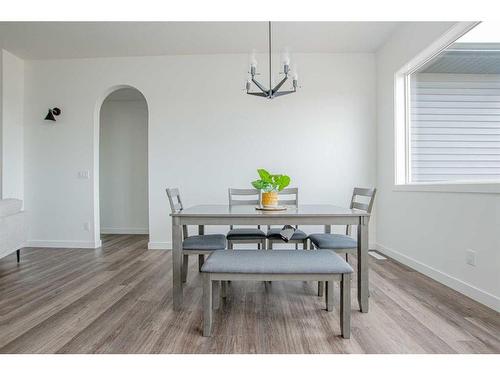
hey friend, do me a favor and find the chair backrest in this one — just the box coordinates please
[166,188,184,213]
[269,187,299,229]
[277,187,299,206]
[346,187,376,235]
[228,188,261,207]
[166,188,188,239]
[228,188,261,230]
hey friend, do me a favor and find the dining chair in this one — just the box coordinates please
[309,187,376,296]
[166,188,226,283]
[267,187,308,250]
[227,188,267,250]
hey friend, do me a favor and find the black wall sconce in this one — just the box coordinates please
[44,107,61,121]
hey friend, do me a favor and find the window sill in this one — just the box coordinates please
[393,182,500,194]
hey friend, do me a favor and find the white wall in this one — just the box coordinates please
[23,53,377,248]
[99,94,148,234]
[1,50,24,201]
[376,22,500,311]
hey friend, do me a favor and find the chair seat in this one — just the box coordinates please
[201,250,353,274]
[226,228,266,240]
[267,228,308,241]
[183,234,226,251]
[309,233,357,249]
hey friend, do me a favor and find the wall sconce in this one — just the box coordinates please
[44,107,61,121]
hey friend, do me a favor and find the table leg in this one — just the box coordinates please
[357,216,369,312]
[198,225,205,271]
[172,217,183,310]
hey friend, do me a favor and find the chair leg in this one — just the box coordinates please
[203,274,213,337]
[295,243,298,250]
[221,280,227,299]
[345,253,349,263]
[212,280,220,310]
[198,254,205,271]
[318,281,324,297]
[326,280,334,311]
[16,249,20,263]
[269,241,273,250]
[182,254,189,283]
[228,241,233,250]
[341,274,351,339]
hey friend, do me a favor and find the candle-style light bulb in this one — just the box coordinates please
[250,65,256,76]
[249,51,257,76]
[281,50,290,66]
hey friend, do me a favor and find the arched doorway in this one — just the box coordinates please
[96,87,149,244]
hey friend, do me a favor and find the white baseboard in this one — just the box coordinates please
[148,241,172,250]
[26,239,101,249]
[100,227,149,235]
[375,243,500,312]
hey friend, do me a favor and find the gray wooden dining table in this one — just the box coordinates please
[170,204,370,312]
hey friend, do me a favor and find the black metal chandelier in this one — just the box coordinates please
[246,22,298,99]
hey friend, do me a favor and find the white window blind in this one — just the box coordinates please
[409,73,500,183]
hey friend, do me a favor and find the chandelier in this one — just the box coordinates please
[246,22,298,99]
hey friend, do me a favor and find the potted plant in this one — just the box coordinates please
[251,169,291,207]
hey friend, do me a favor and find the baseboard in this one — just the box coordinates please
[375,243,500,312]
[101,227,149,235]
[26,239,101,249]
[148,241,172,250]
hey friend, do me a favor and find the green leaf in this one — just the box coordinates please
[277,175,291,191]
[257,169,272,183]
[251,180,266,190]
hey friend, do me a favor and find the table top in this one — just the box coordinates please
[171,204,370,217]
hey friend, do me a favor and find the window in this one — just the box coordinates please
[397,22,500,187]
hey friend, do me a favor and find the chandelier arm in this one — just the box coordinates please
[247,92,268,97]
[272,89,296,97]
[251,77,269,94]
[271,75,289,96]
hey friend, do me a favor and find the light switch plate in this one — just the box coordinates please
[465,249,476,266]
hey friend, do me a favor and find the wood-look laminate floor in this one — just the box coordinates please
[0,234,498,354]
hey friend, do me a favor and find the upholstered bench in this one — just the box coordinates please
[200,250,353,338]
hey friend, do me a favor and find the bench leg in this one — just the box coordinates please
[325,280,334,312]
[17,249,20,263]
[203,274,213,337]
[182,254,189,283]
[198,254,205,271]
[318,281,324,297]
[341,274,351,339]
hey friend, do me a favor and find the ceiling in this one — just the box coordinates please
[420,43,500,74]
[0,22,401,60]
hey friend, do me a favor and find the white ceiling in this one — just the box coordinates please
[0,22,401,60]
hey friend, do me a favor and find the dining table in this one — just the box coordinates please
[170,204,370,312]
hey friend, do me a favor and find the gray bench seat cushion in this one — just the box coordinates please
[201,250,353,274]
[267,228,308,240]
[183,234,226,251]
[309,233,357,249]
[226,228,266,239]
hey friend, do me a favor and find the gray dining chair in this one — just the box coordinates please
[267,187,308,250]
[166,188,226,283]
[227,188,267,250]
[309,187,376,296]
